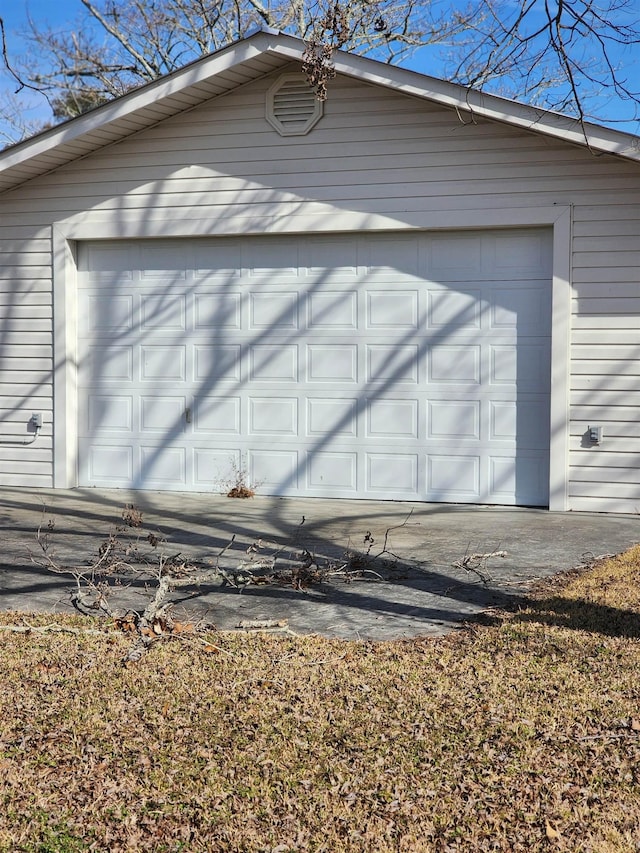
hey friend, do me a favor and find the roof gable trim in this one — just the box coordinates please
[0,33,281,174]
[325,50,640,161]
[1,28,639,191]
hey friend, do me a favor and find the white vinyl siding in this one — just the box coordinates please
[0,70,639,508]
[568,208,640,512]
[0,252,53,485]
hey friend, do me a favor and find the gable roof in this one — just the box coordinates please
[1,28,639,195]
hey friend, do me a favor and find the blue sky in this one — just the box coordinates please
[2,0,639,144]
[0,0,79,140]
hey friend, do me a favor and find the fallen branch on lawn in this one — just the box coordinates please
[452,548,508,584]
[0,623,108,636]
[228,626,301,637]
[30,503,429,660]
[122,570,215,662]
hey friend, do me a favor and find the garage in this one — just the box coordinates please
[3,29,640,512]
[76,228,552,505]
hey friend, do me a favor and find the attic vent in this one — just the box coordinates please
[266,73,323,137]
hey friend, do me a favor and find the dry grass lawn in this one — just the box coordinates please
[0,547,639,852]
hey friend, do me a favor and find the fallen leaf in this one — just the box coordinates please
[546,820,561,841]
[630,717,640,731]
[172,621,195,634]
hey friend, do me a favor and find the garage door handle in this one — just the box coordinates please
[185,407,192,424]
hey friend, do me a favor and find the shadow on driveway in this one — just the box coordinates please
[1,488,638,640]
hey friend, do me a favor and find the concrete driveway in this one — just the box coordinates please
[0,488,638,640]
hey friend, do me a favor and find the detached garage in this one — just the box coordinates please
[1,30,639,512]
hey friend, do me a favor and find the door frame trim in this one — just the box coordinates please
[53,207,571,509]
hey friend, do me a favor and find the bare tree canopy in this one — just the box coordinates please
[13,0,472,119]
[454,0,640,126]
[1,0,639,140]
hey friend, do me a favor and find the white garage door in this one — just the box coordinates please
[76,229,552,505]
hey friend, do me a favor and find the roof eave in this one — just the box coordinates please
[324,48,640,162]
[1,27,639,193]
[0,30,289,189]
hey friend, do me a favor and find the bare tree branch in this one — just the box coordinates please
[79,0,160,79]
[449,0,640,124]
[4,0,473,128]
[2,0,640,142]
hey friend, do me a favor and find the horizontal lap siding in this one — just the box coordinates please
[0,71,639,505]
[0,247,53,486]
[570,206,640,512]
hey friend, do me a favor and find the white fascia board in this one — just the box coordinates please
[2,28,640,179]
[0,33,280,174]
[256,31,640,160]
[322,48,640,163]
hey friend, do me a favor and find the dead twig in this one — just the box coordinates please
[0,622,108,636]
[227,627,301,637]
[452,547,508,584]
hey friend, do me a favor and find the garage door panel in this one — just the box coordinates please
[194,396,241,434]
[304,236,359,276]
[307,398,358,437]
[489,400,549,449]
[366,345,419,384]
[87,394,133,433]
[489,401,518,441]
[490,286,550,332]
[250,345,298,382]
[140,346,186,382]
[194,345,241,382]
[307,290,358,330]
[497,345,550,390]
[307,451,358,491]
[194,447,241,487]
[367,452,419,494]
[141,295,186,330]
[489,346,519,385]
[140,445,187,485]
[490,457,518,498]
[493,231,552,277]
[193,240,242,278]
[139,243,188,278]
[490,453,549,504]
[366,290,419,329]
[430,234,483,278]
[194,292,242,329]
[428,400,480,440]
[250,449,299,490]
[80,242,135,277]
[366,235,421,278]
[84,294,134,333]
[77,229,551,504]
[427,290,481,329]
[250,291,298,329]
[307,344,358,383]
[86,444,134,484]
[428,454,481,498]
[246,239,299,277]
[429,345,480,383]
[82,346,133,382]
[367,398,419,438]
[249,397,298,436]
[139,396,187,433]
